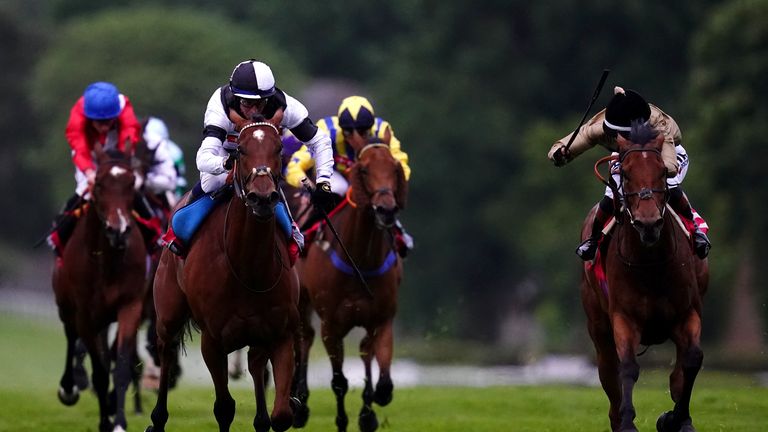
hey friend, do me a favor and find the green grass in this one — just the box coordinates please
[1,313,766,431]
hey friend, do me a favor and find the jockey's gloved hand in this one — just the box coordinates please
[223,150,239,171]
[311,181,335,212]
[552,147,571,167]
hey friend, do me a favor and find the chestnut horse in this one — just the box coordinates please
[581,123,709,432]
[292,143,407,432]
[52,143,148,432]
[146,115,300,432]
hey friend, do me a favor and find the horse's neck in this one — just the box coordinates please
[224,198,283,276]
[336,205,391,267]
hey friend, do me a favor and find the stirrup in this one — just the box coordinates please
[575,238,598,261]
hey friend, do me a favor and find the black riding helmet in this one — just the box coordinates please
[229,60,276,100]
[603,87,651,138]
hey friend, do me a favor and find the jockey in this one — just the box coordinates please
[142,116,183,209]
[163,59,335,259]
[548,86,711,261]
[285,95,414,257]
[47,82,142,256]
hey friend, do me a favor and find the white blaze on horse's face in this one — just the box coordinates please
[253,130,265,140]
[110,166,128,177]
[115,208,129,234]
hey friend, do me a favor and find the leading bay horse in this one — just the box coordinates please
[53,143,148,432]
[292,143,407,432]
[146,115,300,432]
[581,122,709,432]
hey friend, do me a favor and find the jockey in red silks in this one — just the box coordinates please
[548,86,711,261]
[47,82,145,256]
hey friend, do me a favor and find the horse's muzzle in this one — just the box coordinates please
[373,205,398,229]
[632,217,663,246]
[246,191,280,218]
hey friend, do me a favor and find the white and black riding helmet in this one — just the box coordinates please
[229,60,276,100]
[603,87,651,137]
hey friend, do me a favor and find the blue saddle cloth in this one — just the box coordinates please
[171,193,293,244]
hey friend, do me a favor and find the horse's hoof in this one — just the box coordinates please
[656,411,678,432]
[373,381,393,406]
[291,397,310,428]
[57,385,80,406]
[358,405,379,432]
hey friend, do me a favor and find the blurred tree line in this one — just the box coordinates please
[2,0,765,360]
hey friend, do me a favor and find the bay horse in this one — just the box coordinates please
[52,143,148,432]
[581,122,709,432]
[292,143,407,432]
[146,115,300,432]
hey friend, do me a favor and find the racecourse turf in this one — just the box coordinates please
[1,312,766,431]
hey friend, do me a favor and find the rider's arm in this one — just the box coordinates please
[65,97,96,172]
[285,145,314,188]
[117,96,141,146]
[548,110,611,161]
[145,141,178,194]
[281,92,333,185]
[196,89,230,175]
[649,105,681,176]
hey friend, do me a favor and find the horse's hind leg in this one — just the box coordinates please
[201,333,236,432]
[57,316,81,406]
[321,324,349,432]
[658,311,703,432]
[358,330,379,432]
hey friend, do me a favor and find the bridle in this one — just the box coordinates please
[356,143,398,224]
[230,122,281,211]
[618,147,669,225]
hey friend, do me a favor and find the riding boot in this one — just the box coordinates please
[48,194,84,256]
[669,187,711,258]
[576,196,614,261]
[392,219,414,258]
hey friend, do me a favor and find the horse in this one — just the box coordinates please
[146,114,300,432]
[292,143,407,432]
[52,143,149,432]
[580,122,709,432]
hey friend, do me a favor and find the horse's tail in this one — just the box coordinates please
[178,319,199,356]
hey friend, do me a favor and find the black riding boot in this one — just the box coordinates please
[50,194,84,254]
[576,196,614,261]
[669,187,711,259]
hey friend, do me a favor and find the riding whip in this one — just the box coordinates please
[563,69,611,153]
[300,177,372,296]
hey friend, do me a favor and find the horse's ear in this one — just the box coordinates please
[616,134,630,151]
[652,133,664,150]
[350,164,370,207]
[269,108,284,129]
[93,141,106,162]
[229,109,247,130]
[395,163,408,210]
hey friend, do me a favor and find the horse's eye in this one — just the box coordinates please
[359,167,368,175]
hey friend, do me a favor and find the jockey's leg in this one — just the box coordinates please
[669,187,711,258]
[164,181,224,256]
[392,219,414,258]
[134,193,162,253]
[576,195,614,261]
[48,193,84,256]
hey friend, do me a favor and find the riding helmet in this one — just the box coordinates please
[338,96,375,130]
[603,87,651,133]
[229,60,276,99]
[83,82,123,120]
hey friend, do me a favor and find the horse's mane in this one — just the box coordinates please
[628,120,659,146]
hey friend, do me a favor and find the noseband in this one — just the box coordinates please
[618,147,669,224]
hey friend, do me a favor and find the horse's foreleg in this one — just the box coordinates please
[146,333,181,432]
[611,313,641,432]
[112,301,143,431]
[321,325,349,432]
[372,320,394,407]
[57,317,81,406]
[659,311,703,432]
[268,335,296,432]
[358,331,379,432]
[201,333,236,432]
[248,348,271,432]
[81,331,113,432]
[291,293,314,428]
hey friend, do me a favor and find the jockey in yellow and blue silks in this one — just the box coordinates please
[285,96,414,257]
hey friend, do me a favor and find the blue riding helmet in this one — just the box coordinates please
[83,82,122,120]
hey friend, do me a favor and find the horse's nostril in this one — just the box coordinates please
[269,191,280,204]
